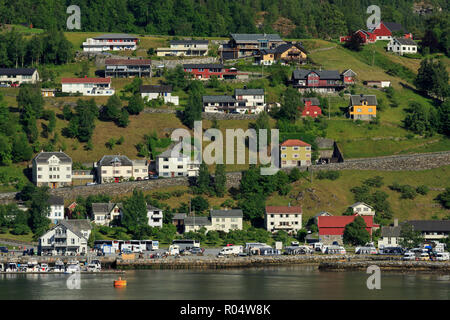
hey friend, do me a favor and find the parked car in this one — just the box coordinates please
[143,176,150,180]
[190,247,204,255]
[402,252,416,261]
[436,252,449,261]
[0,247,8,253]
[419,252,430,261]
[86,182,97,186]
[0,84,10,88]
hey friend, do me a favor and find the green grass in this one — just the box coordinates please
[0,231,35,244]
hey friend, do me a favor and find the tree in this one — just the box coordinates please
[116,109,130,127]
[436,187,450,209]
[343,216,371,246]
[278,87,301,121]
[127,93,145,115]
[121,189,148,235]
[399,222,424,249]
[183,81,204,129]
[191,196,210,214]
[196,163,211,194]
[214,164,226,197]
[101,94,121,121]
[403,101,439,135]
[165,65,188,91]
[415,58,449,100]
[345,32,364,51]
[29,186,51,238]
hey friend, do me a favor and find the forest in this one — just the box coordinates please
[0,0,448,40]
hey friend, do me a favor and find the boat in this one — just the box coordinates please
[39,263,49,272]
[18,263,28,272]
[26,259,40,272]
[65,260,81,274]
[5,263,18,272]
[87,260,101,272]
[114,277,127,287]
[53,260,65,272]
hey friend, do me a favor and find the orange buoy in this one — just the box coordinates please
[114,277,127,287]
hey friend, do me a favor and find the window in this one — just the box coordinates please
[66,175,70,178]
[368,108,373,112]
[71,239,75,244]
[305,147,311,151]
[38,175,42,179]
[271,214,274,218]
[38,167,42,171]
[134,169,139,173]
[357,108,362,112]
[281,154,287,158]
[281,147,287,150]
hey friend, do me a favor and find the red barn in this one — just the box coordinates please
[301,98,322,118]
[317,215,379,244]
[370,21,412,40]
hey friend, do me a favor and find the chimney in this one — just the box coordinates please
[288,202,291,207]
[394,218,398,227]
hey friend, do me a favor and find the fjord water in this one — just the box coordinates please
[1,266,449,300]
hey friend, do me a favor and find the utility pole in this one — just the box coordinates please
[328,96,331,120]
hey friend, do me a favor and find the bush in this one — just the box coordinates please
[11,224,31,235]
[363,176,384,188]
[416,185,429,195]
[316,170,341,180]
[400,185,417,199]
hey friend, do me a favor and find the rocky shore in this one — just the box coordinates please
[319,260,450,273]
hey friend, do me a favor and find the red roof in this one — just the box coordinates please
[61,77,111,84]
[281,139,311,147]
[266,206,302,214]
[105,59,151,65]
[318,215,377,235]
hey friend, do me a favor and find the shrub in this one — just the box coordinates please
[400,185,417,199]
[11,224,31,235]
[416,185,429,195]
[363,176,384,188]
[316,170,341,180]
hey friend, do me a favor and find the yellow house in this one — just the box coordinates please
[280,139,312,168]
[275,43,308,63]
[257,49,276,65]
[349,94,377,121]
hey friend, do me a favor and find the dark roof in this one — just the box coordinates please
[292,69,341,80]
[93,34,138,40]
[140,85,173,93]
[48,196,64,206]
[383,22,409,34]
[314,137,334,149]
[234,88,264,96]
[147,205,162,211]
[105,59,151,66]
[210,209,243,218]
[230,34,283,43]
[406,220,450,232]
[98,155,132,167]
[183,64,224,69]
[350,95,378,106]
[184,216,212,226]
[203,95,237,103]
[393,37,417,46]
[92,203,122,214]
[274,43,307,54]
[314,211,333,218]
[0,68,37,76]
[170,40,209,45]
[302,97,320,106]
[172,213,186,220]
[33,152,72,164]
[381,225,401,238]
[59,219,92,239]
[260,49,276,55]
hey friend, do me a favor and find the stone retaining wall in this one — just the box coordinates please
[202,113,259,120]
[319,260,450,272]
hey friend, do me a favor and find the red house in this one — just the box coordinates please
[317,215,379,244]
[370,21,413,40]
[340,30,376,44]
[301,98,322,118]
[183,64,248,80]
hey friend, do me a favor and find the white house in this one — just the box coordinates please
[157,40,209,57]
[95,155,149,183]
[61,77,115,96]
[0,68,39,85]
[378,219,401,248]
[38,220,92,256]
[387,37,417,55]
[156,143,192,178]
[202,95,237,113]
[91,203,122,226]
[349,202,375,216]
[140,85,179,105]
[83,34,138,52]
[234,88,265,114]
[32,151,72,189]
[184,209,243,233]
[48,195,65,224]
[265,206,302,235]
[147,205,163,228]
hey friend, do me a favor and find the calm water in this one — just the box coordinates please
[1,266,449,300]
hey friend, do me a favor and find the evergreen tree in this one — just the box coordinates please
[29,186,51,238]
[196,163,211,194]
[343,216,371,245]
[101,94,121,121]
[214,164,226,197]
[117,108,130,127]
[127,93,145,115]
[121,189,148,235]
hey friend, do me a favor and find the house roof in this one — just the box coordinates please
[92,203,122,214]
[234,88,264,96]
[203,95,237,103]
[266,206,302,214]
[58,219,92,239]
[98,155,133,167]
[92,34,138,40]
[184,216,212,226]
[274,43,307,54]
[172,213,186,220]
[140,85,173,93]
[260,49,277,55]
[210,209,243,218]
[105,59,151,66]
[350,95,378,106]
[381,225,401,237]
[302,98,320,106]
[318,215,376,228]
[170,40,209,45]
[393,37,417,46]
[314,211,333,218]
[280,139,311,147]
[382,22,409,34]
[349,202,374,209]
[183,64,224,69]
[61,77,111,84]
[314,137,334,149]
[157,142,189,159]
[33,151,72,164]
[147,205,162,211]
[342,69,357,76]
[406,220,450,232]
[48,195,64,206]
[292,69,341,80]
[0,68,37,76]
[230,33,283,43]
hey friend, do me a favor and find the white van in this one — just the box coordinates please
[218,246,243,256]
[168,245,180,256]
[436,252,449,261]
[402,252,416,261]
